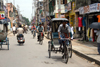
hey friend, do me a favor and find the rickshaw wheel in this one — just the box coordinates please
[63,46,69,64]
[68,42,72,58]
[48,41,51,58]
[7,40,9,50]
[6,38,9,50]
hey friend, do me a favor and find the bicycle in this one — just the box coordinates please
[38,32,43,45]
[61,38,72,63]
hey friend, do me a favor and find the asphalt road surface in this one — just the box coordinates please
[0,31,99,67]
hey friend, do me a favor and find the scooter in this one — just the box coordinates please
[17,34,25,45]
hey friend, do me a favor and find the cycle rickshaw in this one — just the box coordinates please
[48,18,72,64]
[0,20,9,50]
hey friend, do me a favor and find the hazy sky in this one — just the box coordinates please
[8,0,43,21]
[8,0,34,21]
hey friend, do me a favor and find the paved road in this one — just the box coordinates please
[0,32,99,67]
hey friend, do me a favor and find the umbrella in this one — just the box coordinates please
[89,22,100,29]
[52,18,69,22]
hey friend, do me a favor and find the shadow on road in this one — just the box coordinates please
[0,48,9,50]
[16,44,25,46]
[45,56,64,63]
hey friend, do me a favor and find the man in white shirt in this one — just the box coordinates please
[12,25,16,35]
[17,25,24,39]
[58,21,71,49]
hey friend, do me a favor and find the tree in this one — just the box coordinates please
[22,16,30,25]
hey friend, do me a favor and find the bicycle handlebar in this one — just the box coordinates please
[60,38,69,40]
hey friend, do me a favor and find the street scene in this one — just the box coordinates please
[0,0,100,67]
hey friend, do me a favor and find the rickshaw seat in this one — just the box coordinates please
[52,32,58,38]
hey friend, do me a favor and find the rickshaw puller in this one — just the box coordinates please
[58,21,71,49]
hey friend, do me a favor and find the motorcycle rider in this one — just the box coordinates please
[37,23,44,41]
[17,25,24,40]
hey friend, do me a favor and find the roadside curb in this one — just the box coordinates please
[44,34,100,65]
[72,49,100,65]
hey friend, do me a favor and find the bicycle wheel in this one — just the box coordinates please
[63,46,69,64]
[68,41,72,58]
[48,41,51,58]
[40,40,43,45]
[33,32,35,38]
[7,39,9,50]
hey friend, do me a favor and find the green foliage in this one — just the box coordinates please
[22,16,29,25]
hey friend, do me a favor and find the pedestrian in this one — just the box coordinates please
[12,25,16,35]
[70,24,74,40]
[96,29,100,55]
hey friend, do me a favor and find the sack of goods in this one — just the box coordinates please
[0,20,8,40]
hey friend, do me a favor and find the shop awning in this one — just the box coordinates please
[52,18,69,22]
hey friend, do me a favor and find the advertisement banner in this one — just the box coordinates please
[84,5,89,14]
[56,13,65,18]
[79,3,100,14]
[0,11,5,20]
[41,17,45,23]
[89,3,98,13]
[79,7,84,14]
[65,3,71,13]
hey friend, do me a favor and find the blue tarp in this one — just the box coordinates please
[0,20,8,25]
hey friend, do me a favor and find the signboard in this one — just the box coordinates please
[84,5,89,14]
[89,3,97,13]
[65,3,71,13]
[41,17,45,22]
[79,3,100,14]
[0,11,5,19]
[56,13,65,18]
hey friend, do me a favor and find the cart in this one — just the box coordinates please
[0,20,9,50]
[48,18,72,64]
[0,37,9,50]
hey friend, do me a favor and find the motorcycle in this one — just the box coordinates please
[17,34,25,45]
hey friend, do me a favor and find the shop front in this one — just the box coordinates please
[79,3,100,42]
